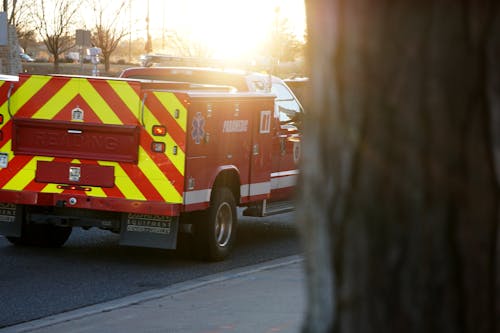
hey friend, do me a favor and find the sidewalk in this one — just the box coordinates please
[2,256,305,333]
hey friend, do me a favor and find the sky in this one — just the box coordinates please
[127,0,307,59]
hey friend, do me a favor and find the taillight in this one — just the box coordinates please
[57,185,91,191]
[152,125,166,136]
[0,114,3,124]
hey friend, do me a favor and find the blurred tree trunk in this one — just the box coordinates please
[298,1,500,332]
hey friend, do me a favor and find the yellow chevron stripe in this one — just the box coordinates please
[108,80,141,119]
[98,161,146,200]
[32,79,79,119]
[137,146,183,203]
[1,139,11,152]
[9,76,52,115]
[0,75,185,204]
[29,78,123,124]
[163,134,185,175]
[153,91,187,131]
[86,186,107,197]
[3,156,53,191]
[141,100,185,176]
[40,183,63,194]
[79,79,122,124]
[142,105,185,176]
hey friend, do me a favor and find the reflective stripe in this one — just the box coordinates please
[98,161,146,201]
[271,170,299,190]
[3,156,52,191]
[241,182,271,196]
[184,181,273,206]
[184,189,211,205]
[0,75,187,205]
[271,169,300,178]
[137,146,183,203]
[9,76,52,114]
[153,91,188,132]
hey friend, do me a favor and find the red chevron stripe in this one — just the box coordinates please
[88,81,185,197]
[88,80,141,124]
[145,93,186,152]
[23,179,50,192]
[0,81,12,105]
[101,184,125,198]
[14,76,69,118]
[0,75,185,203]
[120,163,164,201]
[0,154,33,188]
[140,132,184,195]
[51,95,103,123]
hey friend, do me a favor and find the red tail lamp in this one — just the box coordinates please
[152,125,166,136]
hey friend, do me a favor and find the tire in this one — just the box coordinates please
[6,223,72,248]
[193,187,237,261]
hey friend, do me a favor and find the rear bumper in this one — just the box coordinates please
[0,190,180,216]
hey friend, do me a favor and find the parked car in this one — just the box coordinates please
[20,53,35,62]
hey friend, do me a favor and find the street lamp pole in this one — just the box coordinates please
[128,0,132,63]
[162,1,165,50]
[145,0,152,53]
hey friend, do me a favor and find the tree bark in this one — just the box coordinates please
[298,1,500,332]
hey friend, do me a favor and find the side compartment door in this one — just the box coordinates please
[246,98,274,203]
[270,82,302,201]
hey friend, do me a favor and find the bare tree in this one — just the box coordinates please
[299,1,499,333]
[6,0,17,24]
[88,0,128,72]
[8,0,36,54]
[32,0,79,73]
[268,6,304,63]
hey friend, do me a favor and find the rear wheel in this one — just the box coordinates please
[6,223,72,248]
[193,187,237,261]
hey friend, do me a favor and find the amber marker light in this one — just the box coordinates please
[57,185,91,191]
[152,125,166,136]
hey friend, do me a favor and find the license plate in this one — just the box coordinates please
[0,153,8,168]
[69,166,81,182]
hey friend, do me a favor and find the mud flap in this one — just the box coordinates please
[119,213,178,249]
[0,203,23,237]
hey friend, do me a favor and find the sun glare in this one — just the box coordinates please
[144,0,306,60]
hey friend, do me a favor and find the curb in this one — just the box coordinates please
[1,255,304,333]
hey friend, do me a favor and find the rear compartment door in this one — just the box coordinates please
[0,75,186,210]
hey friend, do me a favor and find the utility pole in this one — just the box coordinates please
[128,0,132,63]
[145,0,152,53]
[162,1,165,50]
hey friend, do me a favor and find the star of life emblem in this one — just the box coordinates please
[191,112,205,144]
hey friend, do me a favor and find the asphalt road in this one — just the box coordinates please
[0,212,300,328]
